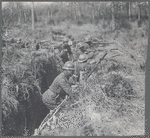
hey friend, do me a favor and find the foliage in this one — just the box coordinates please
[2,2,149,29]
[37,19,146,136]
[2,42,62,135]
[40,69,144,136]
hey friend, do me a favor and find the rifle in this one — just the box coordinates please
[37,95,69,133]
[39,39,51,43]
[85,52,107,81]
[39,39,57,44]
[92,41,114,44]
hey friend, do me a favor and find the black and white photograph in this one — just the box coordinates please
[1,1,148,136]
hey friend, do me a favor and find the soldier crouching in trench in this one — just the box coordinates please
[42,61,76,113]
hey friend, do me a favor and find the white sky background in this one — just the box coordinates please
[2,2,55,8]
[2,1,73,9]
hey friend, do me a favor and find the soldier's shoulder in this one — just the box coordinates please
[54,72,64,81]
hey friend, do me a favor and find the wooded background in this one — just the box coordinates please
[2,2,149,29]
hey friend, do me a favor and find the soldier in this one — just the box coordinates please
[53,44,64,68]
[77,42,94,60]
[36,42,40,50]
[84,36,93,47]
[42,61,75,112]
[73,54,92,83]
[59,38,73,63]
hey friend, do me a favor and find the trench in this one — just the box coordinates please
[2,56,62,136]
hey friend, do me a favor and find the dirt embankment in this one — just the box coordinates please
[2,22,147,136]
[37,23,146,136]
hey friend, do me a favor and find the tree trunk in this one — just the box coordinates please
[85,3,88,17]
[50,8,52,18]
[92,3,95,20]
[120,2,123,15]
[111,2,115,30]
[24,12,26,23]
[74,3,77,20]
[48,10,50,18]
[17,10,21,25]
[144,2,148,19]
[137,2,140,20]
[47,10,49,26]
[129,2,131,20]
[31,2,35,49]
[78,3,81,19]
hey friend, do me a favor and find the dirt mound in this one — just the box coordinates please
[36,23,146,136]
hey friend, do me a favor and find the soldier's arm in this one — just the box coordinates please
[66,45,73,60]
[68,76,76,85]
[59,78,74,99]
[59,50,64,57]
[88,51,94,59]
[84,64,93,74]
[55,54,64,66]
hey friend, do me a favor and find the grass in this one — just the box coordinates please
[2,41,62,135]
[38,21,146,136]
[40,54,145,136]
[1,20,147,136]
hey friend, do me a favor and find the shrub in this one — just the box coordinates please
[2,45,62,135]
[76,19,85,26]
[104,74,135,99]
[47,18,55,25]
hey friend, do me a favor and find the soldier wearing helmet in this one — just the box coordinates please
[59,37,73,63]
[72,54,92,83]
[76,42,94,60]
[84,36,93,46]
[42,61,75,111]
[53,43,64,67]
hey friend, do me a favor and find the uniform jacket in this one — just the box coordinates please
[74,61,92,82]
[42,72,73,104]
[59,44,73,63]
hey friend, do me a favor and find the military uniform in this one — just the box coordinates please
[75,42,94,61]
[42,72,73,110]
[53,43,71,64]
[53,44,64,67]
[59,38,73,63]
[85,49,94,59]
[73,54,92,83]
[74,61,86,82]
[59,46,72,63]
[42,61,75,110]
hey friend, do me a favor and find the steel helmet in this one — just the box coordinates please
[78,42,84,49]
[63,61,75,70]
[83,43,90,49]
[63,37,69,42]
[78,54,88,63]
[67,34,72,39]
[79,42,90,49]
[85,35,92,42]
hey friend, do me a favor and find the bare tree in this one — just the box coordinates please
[129,2,131,20]
[31,2,35,49]
[111,2,115,30]
[137,2,141,20]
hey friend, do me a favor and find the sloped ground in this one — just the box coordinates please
[2,46,62,135]
[1,21,147,136]
[38,22,146,136]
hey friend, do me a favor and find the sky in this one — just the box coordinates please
[2,2,54,8]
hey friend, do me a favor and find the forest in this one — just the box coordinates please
[2,2,149,29]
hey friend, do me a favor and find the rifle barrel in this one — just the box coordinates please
[87,52,107,78]
[93,41,114,44]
